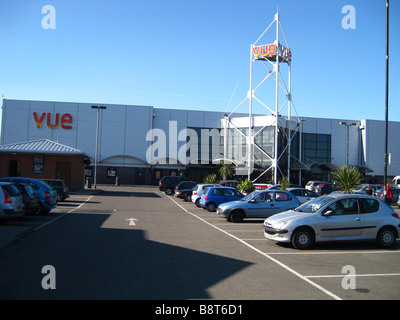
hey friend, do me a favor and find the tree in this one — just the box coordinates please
[218,161,234,181]
[331,165,362,194]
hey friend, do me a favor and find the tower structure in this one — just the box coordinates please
[223,9,301,184]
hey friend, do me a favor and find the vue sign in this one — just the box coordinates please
[33,112,73,129]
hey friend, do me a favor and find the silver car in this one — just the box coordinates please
[0,182,25,220]
[263,193,400,249]
[217,190,300,223]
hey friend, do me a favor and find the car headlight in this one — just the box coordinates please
[274,220,289,230]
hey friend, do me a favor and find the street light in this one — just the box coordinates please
[91,105,106,188]
[339,122,357,166]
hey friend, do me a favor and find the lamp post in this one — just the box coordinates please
[339,122,357,166]
[384,0,389,199]
[91,105,106,188]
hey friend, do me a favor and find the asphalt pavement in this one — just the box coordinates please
[0,188,101,249]
[0,185,399,301]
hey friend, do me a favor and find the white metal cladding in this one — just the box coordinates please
[1,99,400,177]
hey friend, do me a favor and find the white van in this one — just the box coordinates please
[392,176,400,187]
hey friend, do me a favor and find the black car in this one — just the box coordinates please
[159,176,190,195]
[174,181,198,200]
[42,179,70,201]
[13,182,41,214]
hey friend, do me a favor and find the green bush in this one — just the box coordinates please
[237,179,255,194]
[203,173,217,184]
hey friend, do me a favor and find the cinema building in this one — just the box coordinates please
[1,99,399,189]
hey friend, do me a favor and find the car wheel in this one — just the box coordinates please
[165,188,173,195]
[195,199,201,207]
[206,202,216,212]
[230,210,244,223]
[291,227,314,250]
[376,227,397,248]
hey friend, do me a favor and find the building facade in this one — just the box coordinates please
[1,99,399,186]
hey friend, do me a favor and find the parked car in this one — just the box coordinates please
[0,182,25,220]
[286,187,320,204]
[217,190,300,222]
[200,186,244,212]
[352,184,383,195]
[159,176,191,195]
[0,177,57,214]
[216,180,240,188]
[375,187,400,204]
[42,179,69,201]
[254,183,271,190]
[263,193,400,249]
[13,182,41,215]
[268,184,302,190]
[192,183,217,207]
[305,181,334,195]
[174,181,198,200]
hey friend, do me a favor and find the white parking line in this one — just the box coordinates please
[34,195,93,231]
[166,195,343,300]
[268,250,400,255]
[305,273,400,278]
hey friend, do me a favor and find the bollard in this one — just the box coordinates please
[86,177,92,189]
[115,176,120,186]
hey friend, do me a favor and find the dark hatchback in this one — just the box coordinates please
[13,182,41,214]
[42,179,70,202]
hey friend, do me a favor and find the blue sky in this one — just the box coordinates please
[0,0,399,127]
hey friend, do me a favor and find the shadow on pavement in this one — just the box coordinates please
[0,212,253,299]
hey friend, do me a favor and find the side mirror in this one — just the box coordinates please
[322,210,333,217]
[249,199,256,203]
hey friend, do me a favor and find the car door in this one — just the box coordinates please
[211,188,225,206]
[247,191,278,217]
[273,191,298,213]
[222,188,241,204]
[317,197,364,239]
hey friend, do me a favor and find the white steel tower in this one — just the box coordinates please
[224,9,301,184]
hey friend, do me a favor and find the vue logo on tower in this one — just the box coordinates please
[33,112,73,129]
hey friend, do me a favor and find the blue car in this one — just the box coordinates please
[217,189,300,222]
[0,177,57,214]
[200,186,244,212]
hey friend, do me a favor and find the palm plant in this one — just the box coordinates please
[278,176,289,190]
[331,165,362,193]
[203,173,217,183]
[218,161,234,181]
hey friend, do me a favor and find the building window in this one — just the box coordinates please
[302,133,331,164]
[33,155,44,174]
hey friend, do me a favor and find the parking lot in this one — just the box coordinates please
[165,188,400,300]
[0,185,399,300]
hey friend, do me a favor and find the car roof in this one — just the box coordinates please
[0,181,13,185]
[208,186,237,190]
[325,193,379,199]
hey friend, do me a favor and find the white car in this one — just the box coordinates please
[263,193,400,249]
[191,183,216,207]
[286,187,320,204]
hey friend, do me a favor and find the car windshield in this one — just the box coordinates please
[241,191,260,201]
[294,196,333,213]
